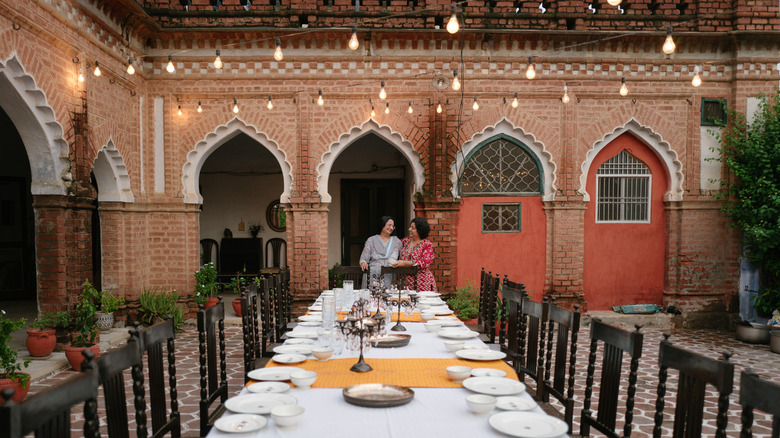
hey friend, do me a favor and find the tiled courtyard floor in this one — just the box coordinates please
[26,323,779,437]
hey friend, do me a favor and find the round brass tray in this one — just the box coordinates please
[373,334,411,348]
[342,383,415,408]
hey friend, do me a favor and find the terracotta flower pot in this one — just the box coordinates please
[65,344,100,371]
[25,328,57,357]
[0,373,30,402]
[232,298,242,317]
[203,297,219,310]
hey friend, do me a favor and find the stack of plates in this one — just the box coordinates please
[462,377,526,396]
[225,393,297,414]
[437,328,479,339]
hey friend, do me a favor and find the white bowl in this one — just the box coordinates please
[465,394,496,414]
[311,347,333,361]
[420,312,436,321]
[444,340,465,352]
[290,370,317,389]
[446,365,472,382]
[424,321,445,332]
[271,405,305,427]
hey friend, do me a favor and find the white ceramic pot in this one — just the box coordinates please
[95,311,114,332]
[770,330,780,354]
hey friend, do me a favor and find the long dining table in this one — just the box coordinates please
[207,290,569,438]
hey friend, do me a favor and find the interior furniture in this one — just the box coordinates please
[199,238,219,271]
[265,237,287,269]
[140,317,181,438]
[96,329,147,438]
[197,298,228,437]
[739,369,780,437]
[219,238,262,276]
[333,265,367,289]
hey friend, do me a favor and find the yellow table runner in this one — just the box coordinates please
[256,358,517,388]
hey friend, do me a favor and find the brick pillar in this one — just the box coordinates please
[286,201,329,303]
[543,200,587,311]
[415,198,459,293]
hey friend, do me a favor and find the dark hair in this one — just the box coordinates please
[411,217,430,239]
[378,216,395,234]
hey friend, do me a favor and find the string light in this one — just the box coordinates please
[437,100,442,113]
[274,38,283,61]
[379,81,387,99]
[232,98,239,113]
[619,77,628,96]
[662,26,676,55]
[317,89,324,106]
[384,102,390,114]
[452,69,460,90]
[371,104,376,117]
[692,66,702,87]
[214,49,223,69]
[472,97,479,111]
[267,96,273,110]
[512,92,518,108]
[177,105,182,116]
[197,101,203,113]
[526,56,536,80]
[93,61,101,77]
[407,102,413,114]
[126,59,135,75]
[561,85,570,103]
[78,68,84,83]
[446,5,459,34]
[349,26,359,50]
[607,0,622,5]
[166,55,175,73]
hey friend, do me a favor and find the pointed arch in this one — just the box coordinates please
[0,55,70,195]
[449,118,557,201]
[92,139,134,203]
[181,117,293,204]
[579,118,683,202]
[316,119,425,203]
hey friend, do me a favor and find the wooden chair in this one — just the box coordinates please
[380,266,418,291]
[540,299,581,430]
[140,317,181,438]
[739,369,780,437]
[257,276,279,358]
[241,283,264,380]
[96,328,147,438]
[333,265,367,289]
[265,237,287,268]
[197,298,228,437]
[652,334,734,438]
[268,272,290,341]
[0,349,100,438]
[477,268,500,344]
[497,276,525,373]
[200,238,219,271]
[580,319,644,438]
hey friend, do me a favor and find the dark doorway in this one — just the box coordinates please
[340,179,405,266]
[90,172,102,289]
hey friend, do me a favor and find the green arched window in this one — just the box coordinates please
[461,138,541,195]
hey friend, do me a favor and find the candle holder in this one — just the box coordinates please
[337,298,386,373]
[389,284,418,332]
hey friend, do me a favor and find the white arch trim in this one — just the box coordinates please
[316,119,425,203]
[93,139,134,203]
[181,117,293,204]
[449,118,558,201]
[578,118,684,202]
[0,55,70,195]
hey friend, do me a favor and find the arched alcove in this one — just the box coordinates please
[92,139,134,203]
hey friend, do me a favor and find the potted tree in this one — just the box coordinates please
[65,280,101,371]
[0,311,31,402]
[194,262,220,309]
[95,290,125,332]
[26,311,69,357]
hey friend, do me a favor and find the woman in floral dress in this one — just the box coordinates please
[394,217,437,291]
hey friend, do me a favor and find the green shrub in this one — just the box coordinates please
[139,287,185,332]
[71,280,100,347]
[0,311,30,388]
[447,280,480,321]
[100,292,125,313]
[28,311,70,330]
[194,262,218,304]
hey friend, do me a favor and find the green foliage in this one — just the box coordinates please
[713,90,780,311]
[752,286,780,315]
[329,263,344,288]
[447,280,480,321]
[194,262,219,304]
[0,310,30,388]
[71,280,100,347]
[249,223,264,236]
[138,287,185,332]
[29,311,69,330]
[100,291,125,313]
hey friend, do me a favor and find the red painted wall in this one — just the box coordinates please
[456,196,546,300]
[583,133,668,310]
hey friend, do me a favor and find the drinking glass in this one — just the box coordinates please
[334,288,343,311]
[317,328,332,347]
[322,296,336,329]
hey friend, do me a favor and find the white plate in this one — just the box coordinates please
[272,353,307,364]
[463,344,490,350]
[214,414,268,433]
[472,368,508,377]
[225,393,297,415]
[462,377,526,396]
[273,345,314,355]
[495,396,537,411]
[455,349,507,361]
[284,338,314,345]
[299,321,321,327]
[437,329,479,339]
[246,381,291,394]
[286,331,319,339]
[488,411,568,438]
[299,314,322,322]
[247,366,305,381]
[429,306,454,315]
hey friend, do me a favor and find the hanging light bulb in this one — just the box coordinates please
[371,105,376,117]
[274,38,283,61]
[317,90,324,106]
[452,69,460,90]
[349,26,359,51]
[526,56,536,80]
[232,98,239,113]
[662,26,676,55]
[472,97,479,111]
[384,102,390,114]
[166,55,175,73]
[214,49,223,69]
[562,85,570,103]
[126,59,135,75]
[93,61,101,77]
[379,81,387,100]
[408,102,413,114]
[619,77,628,96]
[267,96,273,110]
[692,66,702,87]
[78,68,85,83]
[607,0,622,5]
[197,101,203,113]
[177,105,182,116]
[437,100,443,113]
[512,92,519,108]
[446,6,459,34]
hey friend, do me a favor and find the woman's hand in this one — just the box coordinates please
[360,261,368,271]
[395,260,412,268]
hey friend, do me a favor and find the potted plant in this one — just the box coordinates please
[249,223,264,238]
[446,280,480,323]
[138,287,185,332]
[95,290,125,332]
[194,262,219,309]
[26,311,69,357]
[0,311,31,402]
[227,273,248,317]
[65,280,101,371]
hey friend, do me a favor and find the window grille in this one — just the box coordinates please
[482,204,521,232]
[596,150,651,222]
[462,139,540,195]
[701,99,727,126]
